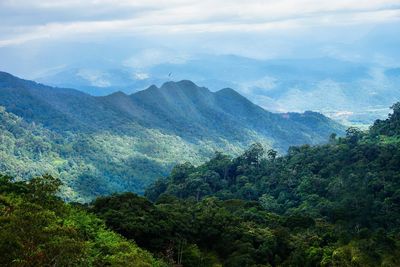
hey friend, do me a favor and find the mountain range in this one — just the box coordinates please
[34,55,400,127]
[0,71,344,201]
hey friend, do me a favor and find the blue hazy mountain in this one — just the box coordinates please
[35,55,400,127]
[0,71,344,200]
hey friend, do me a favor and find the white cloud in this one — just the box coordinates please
[123,49,189,69]
[76,69,111,87]
[1,0,399,47]
[133,72,149,80]
[239,76,278,94]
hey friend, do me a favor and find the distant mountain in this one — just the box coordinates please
[0,71,344,200]
[34,55,400,126]
[35,67,160,96]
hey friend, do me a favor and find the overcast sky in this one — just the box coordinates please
[1,0,400,76]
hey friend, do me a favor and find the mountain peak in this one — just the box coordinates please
[0,71,25,84]
[102,90,130,101]
[147,85,159,91]
[161,80,198,89]
[159,80,211,95]
[109,91,128,97]
[0,71,44,90]
[215,87,256,108]
[136,81,209,97]
[216,87,239,95]
[0,71,15,78]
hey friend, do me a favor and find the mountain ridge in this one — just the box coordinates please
[0,70,344,144]
[0,71,345,200]
[33,55,400,126]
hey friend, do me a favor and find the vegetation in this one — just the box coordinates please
[0,174,165,266]
[1,71,399,266]
[0,106,217,201]
[1,103,399,266]
[0,72,344,201]
[91,192,400,266]
[130,102,400,266]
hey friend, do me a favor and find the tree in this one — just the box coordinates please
[0,176,164,267]
[267,149,278,160]
[242,143,265,166]
[346,127,363,144]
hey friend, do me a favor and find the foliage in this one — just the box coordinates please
[1,71,399,266]
[0,73,344,201]
[92,190,400,266]
[0,175,165,267]
[140,102,400,266]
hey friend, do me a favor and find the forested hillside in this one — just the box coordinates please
[2,103,399,266]
[0,106,174,201]
[146,103,400,215]
[107,102,400,266]
[0,175,166,266]
[0,71,344,201]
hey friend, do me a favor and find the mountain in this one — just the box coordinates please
[34,55,400,126]
[137,103,400,266]
[0,71,344,201]
[35,67,161,96]
[1,102,399,266]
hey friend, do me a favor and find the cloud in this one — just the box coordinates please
[239,76,278,94]
[76,69,111,87]
[133,72,149,80]
[1,0,399,79]
[123,49,189,69]
[1,0,400,47]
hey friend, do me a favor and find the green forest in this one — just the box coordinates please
[1,103,400,266]
[0,73,344,202]
[0,175,166,266]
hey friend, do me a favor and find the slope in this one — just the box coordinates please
[0,71,344,200]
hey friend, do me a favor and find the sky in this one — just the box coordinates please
[1,0,400,77]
